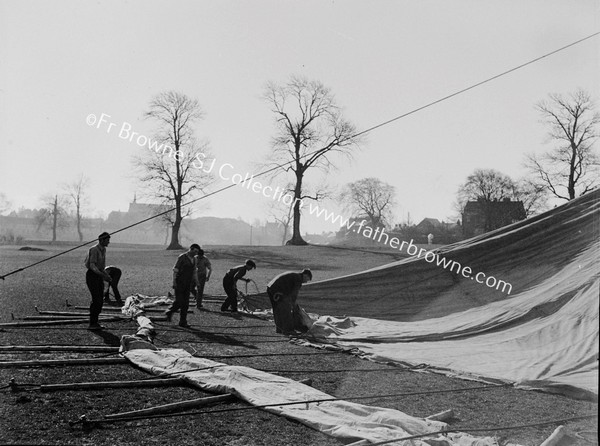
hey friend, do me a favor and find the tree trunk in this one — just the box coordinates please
[51,195,58,243]
[76,203,83,242]
[167,218,183,250]
[281,223,289,246]
[167,157,185,250]
[568,142,577,200]
[167,196,184,250]
[288,172,307,245]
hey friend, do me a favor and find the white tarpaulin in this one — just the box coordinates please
[123,345,501,446]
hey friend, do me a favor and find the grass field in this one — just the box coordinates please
[0,243,597,446]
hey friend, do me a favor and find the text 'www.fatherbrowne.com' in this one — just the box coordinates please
[305,202,513,295]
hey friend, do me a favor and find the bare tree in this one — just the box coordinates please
[274,208,293,246]
[340,177,396,228]
[63,175,89,242]
[0,193,11,215]
[151,205,173,246]
[136,91,214,250]
[458,169,515,204]
[511,178,548,217]
[266,185,295,246]
[36,194,69,243]
[457,169,520,233]
[526,89,600,200]
[263,76,362,245]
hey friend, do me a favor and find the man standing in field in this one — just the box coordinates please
[166,243,200,328]
[84,232,113,330]
[266,269,312,335]
[192,249,212,309]
[221,259,256,313]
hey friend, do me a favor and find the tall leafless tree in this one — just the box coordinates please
[36,194,69,243]
[64,174,89,242]
[266,183,295,246]
[511,178,548,217]
[457,168,515,203]
[0,192,11,215]
[136,91,214,250]
[263,76,362,245]
[457,169,518,232]
[526,89,599,200]
[340,177,396,228]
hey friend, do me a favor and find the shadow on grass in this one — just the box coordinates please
[156,326,260,350]
[89,329,122,346]
[190,327,260,350]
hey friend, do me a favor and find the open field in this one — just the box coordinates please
[0,244,596,446]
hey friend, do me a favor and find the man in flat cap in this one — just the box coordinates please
[221,259,256,313]
[84,232,113,330]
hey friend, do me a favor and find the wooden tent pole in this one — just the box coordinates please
[22,315,125,321]
[0,345,119,353]
[103,377,313,419]
[41,377,184,392]
[0,357,127,368]
[0,317,125,327]
[104,394,235,419]
[71,306,192,314]
[425,409,454,422]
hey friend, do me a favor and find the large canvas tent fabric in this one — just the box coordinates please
[120,299,503,445]
[122,344,500,446]
[247,190,599,398]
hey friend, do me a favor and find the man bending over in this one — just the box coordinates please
[266,269,312,335]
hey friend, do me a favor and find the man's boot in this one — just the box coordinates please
[178,319,191,328]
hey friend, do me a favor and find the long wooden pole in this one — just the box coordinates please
[36,310,125,317]
[426,409,454,422]
[41,377,184,392]
[23,315,125,320]
[103,377,313,419]
[72,306,194,314]
[0,317,125,327]
[0,345,119,353]
[0,357,128,368]
[104,394,235,419]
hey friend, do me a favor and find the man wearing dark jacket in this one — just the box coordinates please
[166,244,200,328]
[266,269,312,334]
[221,259,256,312]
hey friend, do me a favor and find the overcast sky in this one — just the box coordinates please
[1,0,598,234]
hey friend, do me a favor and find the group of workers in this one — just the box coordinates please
[84,232,312,334]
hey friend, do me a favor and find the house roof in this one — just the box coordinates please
[416,217,442,227]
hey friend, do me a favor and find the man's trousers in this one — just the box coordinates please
[86,269,105,325]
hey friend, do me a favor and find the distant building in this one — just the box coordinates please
[0,195,287,246]
[415,217,442,234]
[103,196,167,244]
[401,218,462,245]
[462,198,526,237]
[105,195,166,227]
